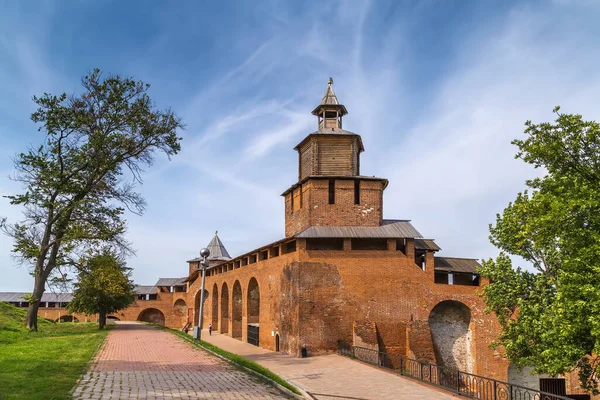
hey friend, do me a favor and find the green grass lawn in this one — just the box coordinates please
[0,302,109,400]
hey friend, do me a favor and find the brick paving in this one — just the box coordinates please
[201,331,460,400]
[72,322,288,399]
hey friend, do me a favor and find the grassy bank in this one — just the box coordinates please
[157,325,301,396]
[0,302,109,400]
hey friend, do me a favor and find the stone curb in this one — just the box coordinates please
[172,330,309,399]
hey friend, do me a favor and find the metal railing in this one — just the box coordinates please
[337,343,574,400]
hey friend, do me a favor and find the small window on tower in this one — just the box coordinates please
[329,179,335,204]
[354,179,360,204]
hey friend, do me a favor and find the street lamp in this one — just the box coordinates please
[195,247,210,340]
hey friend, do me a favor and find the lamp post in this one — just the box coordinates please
[196,247,210,340]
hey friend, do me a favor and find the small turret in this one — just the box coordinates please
[311,77,348,130]
[205,231,231,265]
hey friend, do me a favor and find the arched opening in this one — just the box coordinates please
[212,283,219,330]
[138,308,165,326]
[174,299,187,327]
[194,289,209,327]
[275,334,280,352]
[232,280,243,340]
[221,282,229,333]
[247,277,260,346]
[428,300,473,372]
[174,299,187,313]
[107,316,120,321]
[247,278,260,323]
[57,315,79,323]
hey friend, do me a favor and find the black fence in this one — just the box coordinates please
[337,343,574,400]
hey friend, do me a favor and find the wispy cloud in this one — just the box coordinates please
[1,0,600,290]
[243,110,314,160]
[380,3,600,267]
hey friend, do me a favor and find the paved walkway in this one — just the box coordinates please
[201,331,460,400]
[72,322,288,399]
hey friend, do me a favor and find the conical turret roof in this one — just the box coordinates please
[206,231,231,261]
[312,77,348,116]
[320,77,340,105]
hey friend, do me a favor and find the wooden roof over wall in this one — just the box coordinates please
[294,219,423,239]
[433,257,480,273]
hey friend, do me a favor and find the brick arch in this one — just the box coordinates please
[56,315,79,323]
[212,283,218,329]
[425,297,481,319]
[247,277,260,324]
[428,300,473,372]
[221,282,229,333]
[194,289,209,327]
[138,308,165,326]
[232,280,243,339]
[174,299,187,312]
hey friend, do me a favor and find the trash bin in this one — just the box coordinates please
[301,346,308,358]
[193,326,200,339]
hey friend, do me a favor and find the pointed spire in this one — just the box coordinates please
[320,77,340,106]
[205,231,231,261]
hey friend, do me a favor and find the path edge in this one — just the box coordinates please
[68,324,113,398]
[156,324,309,399]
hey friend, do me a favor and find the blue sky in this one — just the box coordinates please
[1,0,599,291]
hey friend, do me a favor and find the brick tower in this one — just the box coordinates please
[282,78,388,237]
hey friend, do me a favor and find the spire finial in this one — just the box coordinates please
[328,77,333,86]
[215,230,218,235]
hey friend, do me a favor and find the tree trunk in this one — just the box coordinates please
[99,310,106,330]
[26,274,46,331]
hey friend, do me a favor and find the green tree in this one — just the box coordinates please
[1,69,182,330]
[68,248,136,329]
[479,107,600,392]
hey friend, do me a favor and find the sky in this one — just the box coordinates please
[1,0,599,291]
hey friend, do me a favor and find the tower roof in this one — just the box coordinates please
[320,77,341,105]
[206,231,231,261]
[312,77,348,116]
[186,231,232,263]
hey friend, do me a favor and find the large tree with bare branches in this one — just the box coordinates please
[1,69,182,330]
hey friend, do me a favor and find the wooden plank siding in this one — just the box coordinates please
[317,136,357,176]
[298,135,361,179]
[324,118,339,129]
[299,140,314,180]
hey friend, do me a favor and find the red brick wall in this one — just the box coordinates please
[285,178,384,237]
[291,240,508,380]
[186,248,301,355]
[33,290,189,329]
[179,237,507,378]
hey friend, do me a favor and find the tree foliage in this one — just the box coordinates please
[479,107,600,392]
[68,248,136,329]
[1,69,182,330]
